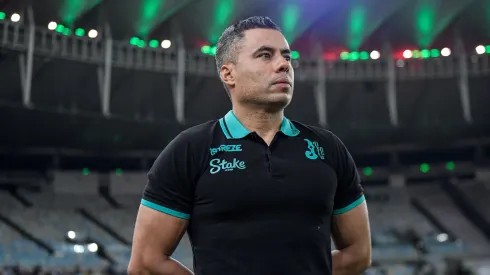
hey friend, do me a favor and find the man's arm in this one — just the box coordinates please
[128,132,199,275]
[128,205,193,275]
[331,201,372,275]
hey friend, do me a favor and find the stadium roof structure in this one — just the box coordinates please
[0,0,489,158]
[1,0,490,52]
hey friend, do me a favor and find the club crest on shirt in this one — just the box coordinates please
[304,139,325,160]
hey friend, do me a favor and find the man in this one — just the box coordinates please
[128,16,371,275]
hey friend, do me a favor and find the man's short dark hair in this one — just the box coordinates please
[215,16,282,95]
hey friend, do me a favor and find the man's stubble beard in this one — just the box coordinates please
[237,84,293,113]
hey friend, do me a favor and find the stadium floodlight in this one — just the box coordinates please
[74,28,85,37]
[403,50,412,59]
[421,49,430,59]
[88,243,98,252]
[67,231,76,239]
[441,47,451,57]
[115,168,123,176]
[412,50,421,58]
[73,244,84,253]
[446,161,455,171]
[476,45,485,55]
[363,167,373,177]
[130,37,140,46]
[359,51,369,60]
[161,39,171,49]
[48,21,57,30]
[349,51,360,61]
[420,163,430,173]
[88,29,98,38]
[10,13,20,22]
[149,40,159,48]
[370,50,380,60]
[82,168,90,176]
[201,45,211,54]
[340,51,349,60]
[55,24,65,33]
[210,45,217,56]
[0,12,6,20]
[291,50,300,59]
[137,39,145,48]
[437,233,448,242]
[430,49,440,58]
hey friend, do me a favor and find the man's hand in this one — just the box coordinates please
[331,200,371,275]
[128,204,194,275]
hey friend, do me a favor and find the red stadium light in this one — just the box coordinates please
[322,52,337,61]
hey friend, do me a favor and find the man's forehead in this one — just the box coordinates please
[242,29,290,50]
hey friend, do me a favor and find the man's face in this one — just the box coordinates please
[227,29,294,110]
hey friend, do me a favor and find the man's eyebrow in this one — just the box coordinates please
[253,45,291,55]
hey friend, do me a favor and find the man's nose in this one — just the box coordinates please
[275,57,291,73]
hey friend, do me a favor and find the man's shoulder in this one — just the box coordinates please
[163,120,218,151]
[179,119,218,140]
[290,120,338,144]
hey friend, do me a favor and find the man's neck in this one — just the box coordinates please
[232,106,283,144]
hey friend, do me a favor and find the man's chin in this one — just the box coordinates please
[260,94,292,111]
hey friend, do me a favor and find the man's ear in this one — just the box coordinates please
[220,63,236,88]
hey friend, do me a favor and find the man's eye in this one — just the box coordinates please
[284,56,291,61]
[259,53,271,59]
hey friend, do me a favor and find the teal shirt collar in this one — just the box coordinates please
[219,110,300,139]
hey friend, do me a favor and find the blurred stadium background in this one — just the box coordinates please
[0,0,490,274]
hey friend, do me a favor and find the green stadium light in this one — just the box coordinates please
[360,51,369,60]
[149,40,159,48]
[130,37,140,46]
[82,168,90,176]
[349,51,360,61]
[420,163,430,173]
[74,28,85,37]
[0,12,6,20]
[200,45,217,55]
[115,168,123,176]
[486,45,490,54]
[201,45,211,54]
[129,37,147,48]
[363,167,373,177]
[340,51,349,60]
[430,49,440,58]
[210,45,217,55]
[291,50,300,60]
[421,49,430,59]
[62,28,71,36]
[412,50,421,59]
[55,24,65,33]
[446,161,455,171]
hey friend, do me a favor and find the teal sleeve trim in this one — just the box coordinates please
[141,199,190,220]
[333,195,365,215]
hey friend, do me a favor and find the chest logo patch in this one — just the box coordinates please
[210,144,242,156]
[209,158,246,174]
[304,139,325,160]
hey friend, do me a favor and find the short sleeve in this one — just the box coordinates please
[331,134,365,215]
[141,133,197,220]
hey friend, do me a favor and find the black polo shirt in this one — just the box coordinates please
[142,110,365,275]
